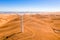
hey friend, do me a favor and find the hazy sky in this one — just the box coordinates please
[0,0,60,12]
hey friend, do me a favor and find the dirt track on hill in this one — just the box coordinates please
[0,14,60,40]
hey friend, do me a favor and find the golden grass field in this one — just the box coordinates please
[0,12,60,40]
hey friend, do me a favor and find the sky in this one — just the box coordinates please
[0,0,60,12]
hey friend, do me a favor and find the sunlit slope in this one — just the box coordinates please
[50,14,60,37]
[23,14,60,40]
[0,14,21,40]
[0,13,60,40]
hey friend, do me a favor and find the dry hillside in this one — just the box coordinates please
[0,13,60,40]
